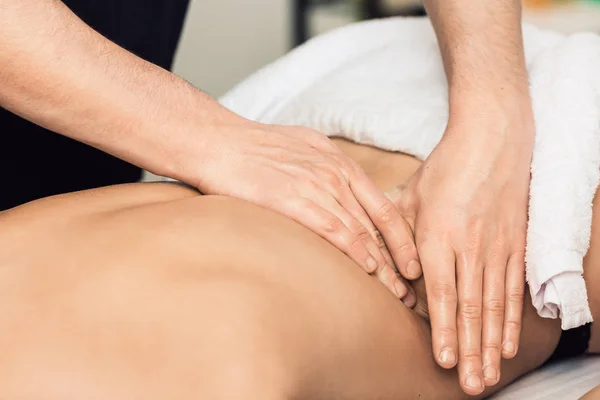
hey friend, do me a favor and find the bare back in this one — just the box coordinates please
[0,140,577,399]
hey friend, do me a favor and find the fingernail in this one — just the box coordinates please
[402,290,416,307]
[465,374,483,391]
[366,257,378,273]
[483,366,498,383]
[407,260,421,278]
[503,341,516,356]
[395,281,407,298]
[439,348,456,365]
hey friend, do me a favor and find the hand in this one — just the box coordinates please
[386,110,533,395]
[188,120,420,304]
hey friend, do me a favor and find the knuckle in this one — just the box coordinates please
[346,217,366,234]
[458,302,482,322]
[322,170,343,190]
[483,298,505,316]
[390,240,416,257]
[506,287,525,304]
[286,196,310,209]
[503,319,522,332]
[375,201,398,223]
[293,198,314,213]
[482,343,503,353]
[510,249,526,261]
[436,326,457,338]
[430,283,458,305]
[323,217,344,234]
[456,249,481,267]
[285,199,318,221]
[349,228,371,249]
[374,259,392,276]
[462,348,482,361]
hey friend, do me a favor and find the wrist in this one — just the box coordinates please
[127,81,215,180]
[443,92,535,154]
[448,85,534,132]
[449,76,531,111]
[150,90,251,186]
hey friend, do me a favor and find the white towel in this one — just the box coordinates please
[220,17,600,330]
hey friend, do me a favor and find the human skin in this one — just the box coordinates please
[582,385,600,400]
[0,0,415,302]
[419,1,534,393]
[1,0,537,392]
[0,138,596,399]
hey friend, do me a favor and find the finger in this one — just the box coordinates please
[378,238,417,307]
[374,242,416,306]
[339,185,397,268]
[456,251,485,396]
[335,186,414,304]
[502,251,525,360]
[307,166,387,275]
[420,238,458,369]
[349,170,421,280]
[322,193,410,300]
[282,199,377,275]
[283,198,408,300]
[481,259,507,387]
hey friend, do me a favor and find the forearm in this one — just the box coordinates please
[422,0,530,120]
[0,0,241,179]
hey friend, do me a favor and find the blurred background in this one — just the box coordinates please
[172,0,600,98]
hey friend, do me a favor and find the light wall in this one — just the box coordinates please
[172,0,292,98]
[172,0,600,101]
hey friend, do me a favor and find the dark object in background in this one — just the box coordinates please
[361,0,426,19]
[546,323,592,363]
[1,0,190,211]
[292,0,426,47]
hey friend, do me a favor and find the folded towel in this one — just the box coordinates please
[220,17,600,329]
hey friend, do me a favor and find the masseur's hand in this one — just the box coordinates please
[386,105,534,395]
[0,0,417,302]
[191,120,419,304]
